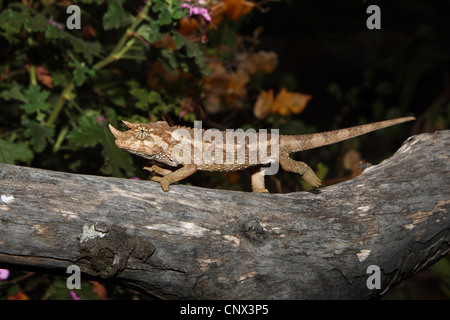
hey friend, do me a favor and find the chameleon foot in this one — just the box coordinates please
[252,188,269,193]
[151,176,171,192]
[301,169,322,188]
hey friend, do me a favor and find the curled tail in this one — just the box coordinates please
[283,116,415,152]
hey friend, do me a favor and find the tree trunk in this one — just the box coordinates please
[0,131,449,299]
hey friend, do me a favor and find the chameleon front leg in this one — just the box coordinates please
[279,151,322,188]
[251,169,269,193]
[145,164,197,192]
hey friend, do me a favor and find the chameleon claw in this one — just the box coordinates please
[160,179,171,192]
[305,173,321,188]
[299,166,322,188]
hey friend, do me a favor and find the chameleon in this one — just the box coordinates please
[109,116,415,192]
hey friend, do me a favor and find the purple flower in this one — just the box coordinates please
[0,269,10,280]
[179,110,188,119]
[181,4,193,15]
[181,1,212,22]
[198,8,211,21]
[70,291,81,300]
[49,16,62,29]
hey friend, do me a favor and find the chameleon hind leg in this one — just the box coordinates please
[279,152,321,188]
[144,164,197,192]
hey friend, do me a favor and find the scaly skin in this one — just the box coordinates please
[109,117,415,192]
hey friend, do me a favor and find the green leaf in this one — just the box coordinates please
[51,72,71,88]
[67,114,103,148]
[101,127,135,177]
[24,11,50,32]
[0,139,33,164]
[103,0,127,30]
[129,86,151,110]
[184,39,205,66]
[171,32,205,70]
[148,91,162,104]
[136,22,163,44]
[158,8,172,25]
[161,49,179,70]
[126,79,139,88]
[0,4,54,43]
[128,81,164,111]
[44,24,65,39]
[172,31,185,50]
[69,58,96,86]
[171,7,186,20]
[152,0,186,25]
[69,36,102,64]
[105,88,127,107]
[22,119,55,153]
[45,26,102,63]
[0,82,28,103]
[19,85,51,114]
[0,8,26,41]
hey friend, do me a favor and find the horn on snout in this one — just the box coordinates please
[122,120,136,129]
[108,124,123,139]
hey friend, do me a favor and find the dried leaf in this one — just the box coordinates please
[7,291,30,300]
[237,51,278,75]
[224,70,249,107]
[343,150,361,171]
[90,281,107,299]
[273,88,311,116]
[253,89,274,119]
[25,65,54,88]
[178,17,199,36]
[224,0,254,21]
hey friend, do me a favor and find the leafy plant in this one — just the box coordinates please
[0,0,209,177]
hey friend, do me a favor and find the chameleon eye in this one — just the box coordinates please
[135,126,149,140]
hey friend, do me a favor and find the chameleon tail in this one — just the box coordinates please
[284,116,415,152]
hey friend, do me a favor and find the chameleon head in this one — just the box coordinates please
[108,121,168,160]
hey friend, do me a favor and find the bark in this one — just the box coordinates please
[0,131,449,299]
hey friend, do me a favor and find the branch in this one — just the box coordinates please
[0,131,449,299]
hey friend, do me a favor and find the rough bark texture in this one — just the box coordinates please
[0,131,449,299]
